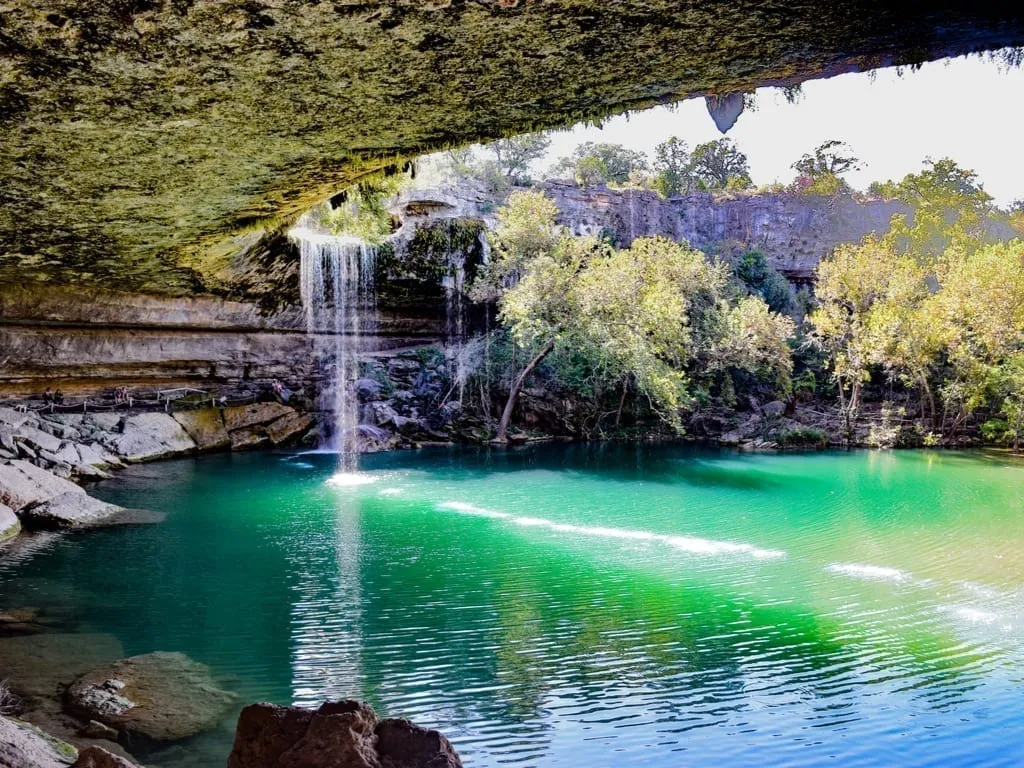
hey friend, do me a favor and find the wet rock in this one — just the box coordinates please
[17,492,138,531]
[0,715,78,767]
[73,745,140,768]
[705,91,747,133]
[77,721,120,741]
[388,358,422,376]
[355,378,384,401]
[222,403,293,432]
[1,502,20,541]
[229,428,269,450]
[227,700,462,768]
[0,460,85,512]
[101,413,196,462]
[172,409,231,450]
[65,652,238,743]
[265,412,315,445]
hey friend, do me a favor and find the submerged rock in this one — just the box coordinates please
[0,633,125,701]
[228,700,462,768]
[0,715,78,767]
[65,652,237,743]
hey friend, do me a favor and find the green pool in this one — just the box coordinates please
[2,444,1023,767]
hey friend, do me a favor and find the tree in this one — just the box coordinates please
[808,236,922,437]
[689,139,752,191]
[734,250,795,315]
[878,158,995,259]
[928,240,1024,434]
[487,133,552,185]
[550,142,649,186]
[710,296,796,394]
[792,140,862,177]
[652,137,694,197]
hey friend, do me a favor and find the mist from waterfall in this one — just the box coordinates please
[290,226,377,469]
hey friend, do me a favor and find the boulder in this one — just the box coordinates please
[355,378,384,401]
[761,400,786,417]
[0,407,36,431]
[64,652,237,743]
[0,502,20,541]
[85,414,123,432]
[265,413,315,445]
[0,607,43,635]
[17,492,161,531]
[172,409,231,450]
[229,428,269,451]
[73,746,140,768]
[0,460,85,512]
[222,403,293,432]
[102,413,195,462]
[228,700,462,768]
[0,715,78,768]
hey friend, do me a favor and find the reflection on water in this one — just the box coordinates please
[0,445,1023,768]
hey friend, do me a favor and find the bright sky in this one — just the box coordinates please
[537,52,1024,207]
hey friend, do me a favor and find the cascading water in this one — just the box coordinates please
[442,242,468,403]
[290,225,377,470]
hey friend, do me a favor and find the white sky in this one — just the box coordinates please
[533,52,1024,207]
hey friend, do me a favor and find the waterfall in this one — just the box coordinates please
[290,226,377,469]
[442,228,468,404]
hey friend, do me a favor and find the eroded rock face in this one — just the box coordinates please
[1,1,1021,292]
[228,701,462,768]
[64,652,238,743]
[72,746,139,768]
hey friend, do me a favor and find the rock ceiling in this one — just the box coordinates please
[1,1,1022,294]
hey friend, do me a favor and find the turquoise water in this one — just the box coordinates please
[2,444,1024,767]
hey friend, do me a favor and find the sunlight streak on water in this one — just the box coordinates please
[437,501,787,560]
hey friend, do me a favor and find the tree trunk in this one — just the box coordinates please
[615,378,629,429]
[495,341,555,443]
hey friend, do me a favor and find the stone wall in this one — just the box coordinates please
[0,283,444,398]
[392,179,909,281]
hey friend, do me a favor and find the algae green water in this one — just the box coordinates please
[2,445,1023,767]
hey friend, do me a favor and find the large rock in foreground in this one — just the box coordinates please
[17,492,164,531]
[228,700,462,768]
[64,652,237,743]
[0,460,85,511]
[0,715,78,768]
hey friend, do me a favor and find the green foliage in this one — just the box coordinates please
[651,137,693,197]
[876,158,996,259]
[775,426,827,447]
[487,133,553,185]
[476,192,795,435]
[734,249,795,314]
[689,139,752,191]
[789,172,849,198]
[319,175,403,243]
[550,142,649,187]
[792,140,861,177]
